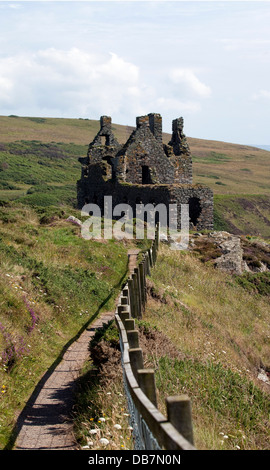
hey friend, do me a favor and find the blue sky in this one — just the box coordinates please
[1,1,270,145]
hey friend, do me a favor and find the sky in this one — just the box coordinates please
[0,1,270,145]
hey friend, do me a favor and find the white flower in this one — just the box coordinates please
[113,424,122,430]
[89,429,98,435]
[99,417,106,422]
[99,438,110,446]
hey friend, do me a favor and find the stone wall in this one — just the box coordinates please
[77,173,213,231]
[77,113,213,232]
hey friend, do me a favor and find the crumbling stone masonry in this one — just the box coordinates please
[77,113,213,231]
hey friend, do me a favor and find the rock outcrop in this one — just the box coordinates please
[189,231,270,275]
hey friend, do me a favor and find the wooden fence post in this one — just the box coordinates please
[122,287,129,303]
[139,261,145,309]
[132,272,139,318]
[117,304,129,315]
[137,369,158,407]
[166,395,194,445]
[129,348,143,380]
[152,242,156,265]
[156,222,160,249]
[145,252,151,276]
[128,277,135,317]
[120,295,129,307]
[148,248,153,268]
[127,330,139,349]
[118,310,129,323]
[134,267,142,318]
[124,318,135,331]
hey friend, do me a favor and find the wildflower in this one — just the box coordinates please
[89,429,98,435]
[99,438,109,446]
[113,424,122,430]
[99,417,106,422]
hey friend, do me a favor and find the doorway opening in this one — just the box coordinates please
[142,165,152,184]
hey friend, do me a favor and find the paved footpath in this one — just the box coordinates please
[14,250,139,451]
[14,311,115,450]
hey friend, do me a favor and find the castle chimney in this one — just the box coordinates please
[148,113,162,143]
[136,115,149,129]
[169,117,191,157]
[100,116,112,132]
[172,117,184,136]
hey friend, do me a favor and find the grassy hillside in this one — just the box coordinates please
[187,135,270,238]
[214,194,270,239]
[0,115,269,450]
[0,115,269,237]
[0,203,134,449]
[143,245,270,450]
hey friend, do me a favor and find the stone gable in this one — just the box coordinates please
[77,113,213,231]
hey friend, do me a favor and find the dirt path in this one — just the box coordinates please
[14,312,114,450]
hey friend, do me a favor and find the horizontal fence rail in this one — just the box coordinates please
[114,224,196,451]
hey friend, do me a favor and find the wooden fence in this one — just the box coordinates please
[114,225,196,450]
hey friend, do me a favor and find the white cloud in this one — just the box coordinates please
[0,47,204,125]
[0,48,142,118]
[155,97,201,115]
[252,89,270,101]
[169,68,211,98]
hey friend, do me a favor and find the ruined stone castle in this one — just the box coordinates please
[77,113,213,231]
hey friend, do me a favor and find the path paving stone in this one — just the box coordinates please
[14,312,115,450]
[14,251,138,451]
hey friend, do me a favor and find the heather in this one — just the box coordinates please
[0,203,130,448]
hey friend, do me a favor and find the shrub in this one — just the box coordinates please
[0,323,29,372]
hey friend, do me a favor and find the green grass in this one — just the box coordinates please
[0,203,130,449]
[192,151,231,164]
[0,114,269,238]
[156,356,269,450]
[213,194,270,238]
[0,140,87,207]
[143,245,270,450]
[72,321,134,450]
[0,114,269,450]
